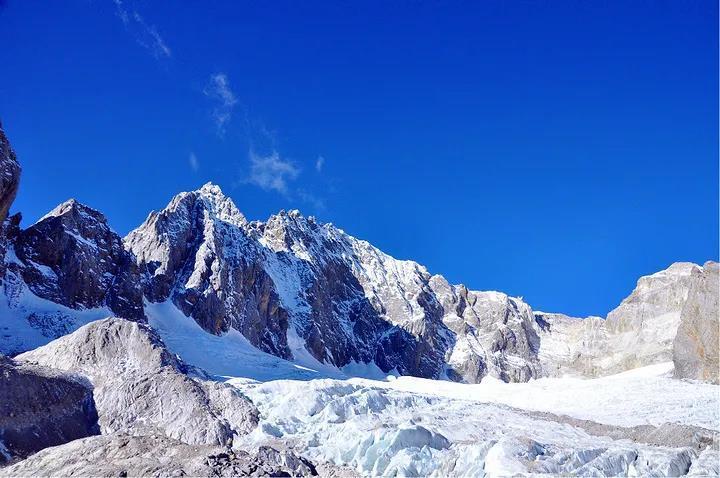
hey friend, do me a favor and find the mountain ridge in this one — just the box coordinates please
[0,124,717,385]
[0,122,718,476]
[3,181,717,384]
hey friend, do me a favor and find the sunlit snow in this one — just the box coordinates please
[145,301,720,477]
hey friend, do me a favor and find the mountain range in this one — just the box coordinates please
[0,122,718,476]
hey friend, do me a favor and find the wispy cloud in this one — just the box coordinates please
[189,152,199,171]
[298,189,325,211]
[247,150,299,195]
[204,73,238,136]
[315,155,325,172]
[113,0,171,59]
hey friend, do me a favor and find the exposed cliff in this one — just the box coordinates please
[0,122,20,225]
[673,261,719,383]
[0,355,98,464]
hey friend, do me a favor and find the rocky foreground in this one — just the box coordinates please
[0,122,718,476]
[1,319,332,476]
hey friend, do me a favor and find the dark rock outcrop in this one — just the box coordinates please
[13,200,145,321]
[0,355,98,464]
[0,122,21,285]
[0,123,20,225]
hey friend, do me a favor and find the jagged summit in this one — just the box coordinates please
[117,180,546,382]
[110,180,720,383]
[161,182,248,227]
[39,198,80,218]
[198,181,222,194]
[35,198,108,226]
[2,196,146,328]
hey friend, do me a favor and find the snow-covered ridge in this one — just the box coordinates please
[120,183,548,383]
[2,179,718,386]
[118,183,718,384]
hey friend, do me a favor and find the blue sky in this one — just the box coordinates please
[1,0,717,317]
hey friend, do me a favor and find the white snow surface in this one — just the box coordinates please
[361,362,720,431]
[145,300,719,476]
[146,300,406,382]
[146,300,342,381]
[0,269,112,355]
[228,364,718,477]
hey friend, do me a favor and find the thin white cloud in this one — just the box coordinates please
[298,189,325,210]
[204,73,238,136]
[315,155,325,172]
[247,150,299,195]
[113,0,171,59]
[189,152,199,171]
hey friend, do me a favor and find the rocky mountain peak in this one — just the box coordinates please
[123,184,254,302]
[35,199,112,236]
[259,208,328,260]
[631,261,700,290]
[198,181,222,194]
[7,198,145,322]
[134,183,247,241]
[193,182,246,227]
[38,197,80,218]
[0,119,716,387]
[607,262,701,329]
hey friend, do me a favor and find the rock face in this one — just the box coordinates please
[0,200,146,354]
[0,355,98,464]
[125,185,291,358]
[535,262,719,379]
[0,435,319,477]
[17,318,258,446]
[602,262,701,372]
[673,261,720,383]
[0,122,21,287]
[13,200,145,320]
[125,184,542,383]
[0,123,20,225]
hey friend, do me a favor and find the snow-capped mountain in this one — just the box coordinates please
[123,182,543,382]
[11,199,144,320]
[0,123,717,386]
[0,124,718,477]
[0,198,144,354]
[1,177,718,384]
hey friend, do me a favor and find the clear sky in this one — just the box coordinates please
[1,0,717,317]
